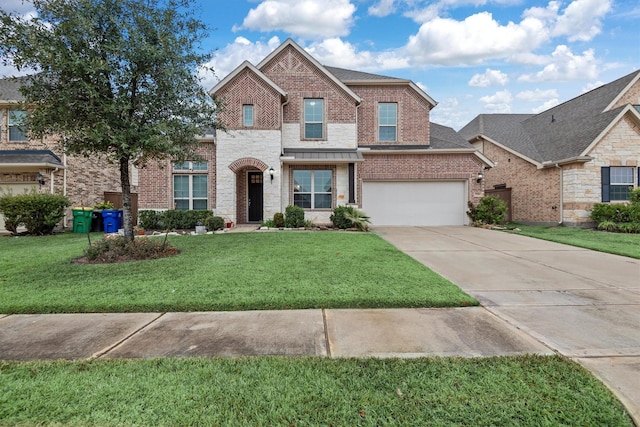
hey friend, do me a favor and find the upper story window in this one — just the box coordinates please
[173,161,207,171]
[243,105,254,127]
[378,103,397,142]
[304,99,323,139]
[8,109,27,142]
[602,166,636,201]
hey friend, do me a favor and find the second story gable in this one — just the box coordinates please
[210,38,438,151]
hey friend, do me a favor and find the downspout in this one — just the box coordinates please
[556,163,563,225]
[50,168,58,193]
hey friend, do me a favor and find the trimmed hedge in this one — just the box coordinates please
[590,188,640,233]
[0,192,69,235]
[467,196,507,225]
[138,210,214,230]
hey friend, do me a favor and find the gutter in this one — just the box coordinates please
[540,156,592,169]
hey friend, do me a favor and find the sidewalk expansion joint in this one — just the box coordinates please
[89,312,166,360]
[322,309,331,357]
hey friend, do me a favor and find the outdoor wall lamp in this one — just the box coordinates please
[36,172,45,187]
[269,167,275,181]
[476,171,484,183]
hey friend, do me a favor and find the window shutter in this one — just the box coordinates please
[601,167,610,202]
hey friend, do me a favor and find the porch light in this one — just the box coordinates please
[269,167,275,181]
[36,172,45,187]
[476,171,484,183]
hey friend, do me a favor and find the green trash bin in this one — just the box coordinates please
[72,207,93,233]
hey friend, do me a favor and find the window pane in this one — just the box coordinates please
[611,167,633,184]
[314,194,332,209]
[174,200,189,210]
[294,194,311,209]
[304,123,323,139]
[193,199,208,210]
[192,175,208,198]
[173,176,189,198]
[379,126,396,142]
[610,186,630,201]
[173,162,189,171]
[8,110,27,141]
[314,170,332,192]
[293,170,311,193]
[379,103,397,126]
[192,161,208,171]
[9,126,27,141]
[243,105,254,127]
[8,110,26,125]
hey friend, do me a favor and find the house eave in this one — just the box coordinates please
[540,156,592,169]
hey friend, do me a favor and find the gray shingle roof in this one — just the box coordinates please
[324,66,404,83]
[0,150,64,167]
[430,122,475,149]
[460,70,640,163]
[0,76,29,101]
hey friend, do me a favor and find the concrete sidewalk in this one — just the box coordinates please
[0,307,551,360]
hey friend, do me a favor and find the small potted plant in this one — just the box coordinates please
[134,225,145,236]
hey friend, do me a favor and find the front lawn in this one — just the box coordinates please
[0,232,477,313]
[0,355,632,426]
[506,224,640,259]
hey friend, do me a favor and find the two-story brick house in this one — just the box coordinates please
[460,70,640,226]
[138,39,491,226]
[0,77,134,233]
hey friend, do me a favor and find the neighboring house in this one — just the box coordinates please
[139,38,491,226]
[460,70,640,226]
[0,77,133,232]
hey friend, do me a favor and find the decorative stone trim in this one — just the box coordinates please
[228,157,269,173]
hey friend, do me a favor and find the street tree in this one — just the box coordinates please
[0,0,220,242]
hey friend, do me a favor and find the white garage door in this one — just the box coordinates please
[362,181,467,226]
[0,183,36,233]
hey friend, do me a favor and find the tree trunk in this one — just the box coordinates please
[119,155,134,242]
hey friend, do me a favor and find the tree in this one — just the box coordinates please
[0,0,220,242]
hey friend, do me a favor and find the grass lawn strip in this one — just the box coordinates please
[0,232,477,314]
[506,225,640,259]
[0,355,632,426]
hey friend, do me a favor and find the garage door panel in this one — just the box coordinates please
[362,181,466,226]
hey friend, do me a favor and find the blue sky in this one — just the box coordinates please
[3,0,639,129]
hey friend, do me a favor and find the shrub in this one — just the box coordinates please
[284,205,305,228]
[83,236,178,263]
[597,221,618,232]
[273,212,284,228]
[0,192,69,235]
[331,205,370,231]
[138,210,161,230]
[590,203,630,223]
[467,196,507,225]
[204,216,225,231]
[617,222,640,234]
[94,200,114,210]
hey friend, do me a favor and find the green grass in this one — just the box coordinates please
[0,232,477,313]
[0,355,632,426]
[506,224,640,259]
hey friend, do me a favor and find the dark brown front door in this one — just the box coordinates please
[248,171,263,222]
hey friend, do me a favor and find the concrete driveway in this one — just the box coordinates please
[375,226,640,423]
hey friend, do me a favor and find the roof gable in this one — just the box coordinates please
[209,60,286,99]
[257,38,361,104]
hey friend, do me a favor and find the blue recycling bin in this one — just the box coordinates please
[102,209,123,233]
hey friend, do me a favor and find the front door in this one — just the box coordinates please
[248,171,263,222]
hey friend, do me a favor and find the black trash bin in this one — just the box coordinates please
[91,210,104,232]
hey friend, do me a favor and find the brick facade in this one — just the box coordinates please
[480,142,561,224]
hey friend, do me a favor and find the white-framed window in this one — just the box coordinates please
[8,109,27,142]
[243,105,254,127]
[304,98,323,139]
[293,169,332,209]
[378,102,397,142]
[610,167,634,201]
[173,161,208,210]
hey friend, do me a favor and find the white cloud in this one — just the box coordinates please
[515,88,559,102]
[532,98,560,113]
[479,90,513,113]
[305,38,375,70]
[237,0,356,39]
[518,45,599,82]
[200,36,283,90]
[2,0,34,14]
[403,12,548,66]
[468,69,509,87]
[552,0,612,41]
[368,0,396,17]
